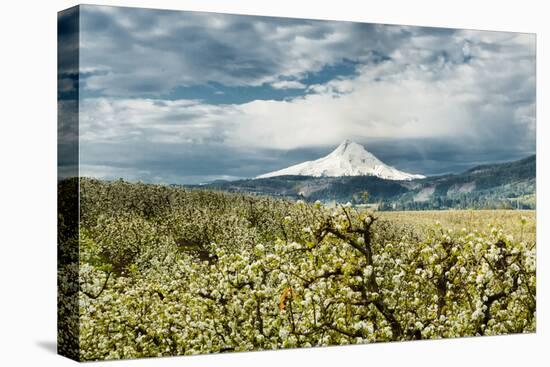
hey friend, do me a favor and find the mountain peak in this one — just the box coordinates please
[339,139,353,148]
[331,139,368,156]
[257,141,426,180]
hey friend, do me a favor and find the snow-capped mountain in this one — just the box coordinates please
[257,140,426,181]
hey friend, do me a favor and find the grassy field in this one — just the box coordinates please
[379,210,536,244]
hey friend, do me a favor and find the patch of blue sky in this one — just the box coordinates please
[80,59,364,105]
[301,58,361,86]
[161,59,361,104]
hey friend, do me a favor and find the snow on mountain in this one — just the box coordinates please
[257,139,426,181]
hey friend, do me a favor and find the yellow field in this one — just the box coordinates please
[378,210,536,244]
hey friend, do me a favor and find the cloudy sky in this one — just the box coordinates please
[69,5,535,184]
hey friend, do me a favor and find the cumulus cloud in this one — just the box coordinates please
[76,5,535,183]
[229,30,535,151]
[271,80,307,89]
[80,98,240,144]
[79,5,413,95]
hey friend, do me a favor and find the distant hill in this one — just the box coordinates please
[188,155,536,210]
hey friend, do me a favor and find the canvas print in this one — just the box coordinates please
[58,5,536,362]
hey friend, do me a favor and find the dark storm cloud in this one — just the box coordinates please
[78,5,418,97]
[364,138,535,176]
[80,141,324,184]
[58,7,80,179]
[58,6,79,101]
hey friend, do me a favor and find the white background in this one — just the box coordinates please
[0,0,547,365]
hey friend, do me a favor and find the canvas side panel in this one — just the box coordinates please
[57,5,80,361]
